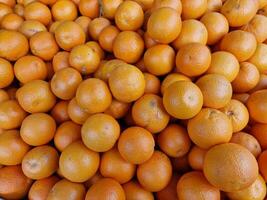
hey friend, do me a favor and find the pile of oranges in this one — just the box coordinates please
[1,0,267,199]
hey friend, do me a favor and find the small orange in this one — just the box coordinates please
[24,2,51,26]
[19,20,47,38]
[102,0,123,19]
[143,72,160,94]
[52,51,70,72]
[0,13,23,31]
[84,171,103,188]
[188,146,207,170]
[156,173,180,200]
[0,0,15,7]
[0,58,14,88]
[78,0,99,19]
[249,74,267,93]
[85,41,105,60]
[152,0,182,14]
[249,43,267,74]
[51,0,77,21]
[99,25,120,52]
[258,150,267,182]
[51,100,70,124]
[232,93,250,104]
[49,20,64,34]
[14,3,24,17]
[104,99,130,119]
[75,16,91,35]
[143,31,158,48]
[161,73,190,95]
[251,123,267,150]
[123,180,154,200]
[133,0,154,10]
[0,2,12,21]
[181,0,207,19]
[68,98,91,124]
[206,0,222,12]
[0,89,9,103]
[88,17,111,41]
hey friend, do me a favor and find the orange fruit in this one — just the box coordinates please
[84,171,103,188]
[251,123,267,150]
[99,25,120,52]
[143,72,160,94]
[81,113,120,152]
[172,19,208,50]
[59,141,100,182]
[247,90,267,123]
[22,145,59,180]
[220,30,257,62]
[0,30,29,61]
[102,0,123,19]
[206,0,222,12]
[123,180,154,200]
[104,99,130,119]
[78,0,99,19]
[158,124,191,157]
[113,31,144,63]
[19,20,47,38]
[51,0,77,21]
[232,93,250,104]
[143,31,158,49]
[0,13,24,31]
[88,17,111,41]
[76,78,112,114]
[232,62,260,93]
[188,108,233,149]
[152,0,182,14]
[0,58,14,88]
[0,130,30,165]
[137,150,172,192]
[14,55,47,84]
[14,3,24,17]
[250,74,267,93]
[75,16,91,35]
[68,98,90,125]
[51,100,70,124]
[161,73,190,95]
[249,43,267,74]
[100,147,136,184]
[49,20,64,34]
[188,146,207,170]
[163,81,203,119]
[0,0,15,7]
[147,7,181,43]
[0,100,27,129]
[0,2,12,21]
[258,150,267,181]
[17,80,56,113]
[176,43,211,77]
[47,179,86,200]
[156,173,180,200]
[24,2,51,26]
[109,64,145,103]
[85,178,126,200]
[181,0,207,19]
[0,165,32,199]
[85,41,105,60]
[54,121,81,152]
[204,143,258,192]
[0,89,9,103]
[118,126,155,164]
[52,51,70,72]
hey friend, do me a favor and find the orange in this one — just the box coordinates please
[0,58,14,88]
[259,0,267,8]
[143,72,160,94]
[51,0,77,21]
[24,2,51,26]
[204,143,258,192]
[0,130,30,165]
[156,173,180,200]
[158,124,191,157]
[0,0,15,7]
[0,2,12,21]
[76,78,112,113]
[81,113,120,152]
[118,126,155,164]
[188,108,233,149]
[14,55,47,84]
[0,100,27,129]
[115,0,144,31]
[172,19,208,50]
[144,31,158,49]
[251,123,267,150]
[0,30,29,61]
[14,3,25,17]
[206,0,222,12]
[163,81,203,119]
[85,178,126,200]
[188,146,207,170]
[220,30,257,62]
[22,145,59,180]
[85,41,105,60]
[84,171,103,188]
[221,0,258,27]
[109,64,145,103]
[47,179,86,200]
[49,20,64,34]
[68,98,91,124]
[181,0,207,19]
[232,93,250,104]
[59,141,100,182]
[0,165,32,199]
[55,21,86,51]
[17,80,56,113]
[51,100,70,124]
[250,74,267,93]
[78,0,99,19]
[137,150,172,192]
[1,13,23,31]
[206,51,239,82]
[176,43,211,77]
[20,113,56,146]
[258,150,267,181]
[232,62,260,93]
[0,89,9,103]
[69,44,100,75]
[75,16,91,35]
[19,20,47,38]
[144,44,175,76]
[113,31,144,63]
[28,176,60,200]
[100,148,136,184]
[99,25,120,52]
[104,99,130,119]
[147,7,181,44]
[54,121,81,152]
[123,180,154,200]
[247,90,267,123]
[29,31,59,61]
[152,0,182,14]
[52,51,70,72]
[196,74,232,108]
[132,94,170,133]
[249,43,267,74]
[161,73,190,95]
[102,0,123,19]
[88,17,111,41]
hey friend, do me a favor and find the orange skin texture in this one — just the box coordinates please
[52,51,70,72]
[132,94,170,133]
[1,13,24,31]
[22,145,59,180]
[181,0,207,19]
[143,73,161,94]
[19,20,47,38]
[158,124,191,158]
[0,89,9,103]
[47,179,86,200]
[123,181,154,200]
[99,25,120,52]
[24,2,51,26]
[118,126,155,164]
[59,141,100,182]
[78,0,99,19]
[68,98,90,125]
[14,3,24,17]
[144,31,158,49]
[88,17,111,41]
[51,0,77,21]
[204,143,259,192]
[220,30,257,62]
[100,148,136,184]
[206,0,222,12]
[84,171,103,188]
[0,30,29,61]
[0,2,12,21]
[232,93,250,104]
[85,178,126,200]
[75,16,91,35]
[156,173,179,200]
[163,81,203,119]
[29,31,59,61]
[188,146,207,170]
[0,0,15,7]
[0,165,33,200]
[85,41,105,60]
[28,176,60,200]
[51,100,70,124]
[0,58,14,88]
[176,43,211,77]
[232,62,260,93]
[113,31,144,64]
[258,150,267,182]
[250,74,267,93]
[147,7,181,44]
[172,19,208,50]
[249,43,267,74]
[251,123,267,150]
[177,171,220,200]
[0,130,30,165]
[49,20,64,34]
[102,0,123,19]
[81,113,120,152]
[104,99,130,119]
[152,0,182,14]
[0,100,27,129]
[137,151,172,192]
[188,108,233,149]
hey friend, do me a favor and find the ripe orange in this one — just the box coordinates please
[152,0,182,14]
[19,20,47,38]
[123,180,154,200]
[206,0,222,12]
[0,2,12,21]
[68,98,91,125]
[14,3,24,17]
[143,72,161,94]
[52,51,70,72]
[104,99,130,119]
[0,58,14,88]
[24,2,51,26]
[161,73,190,95]
[251,123,267,150]
[250,74,267,93]
[188,146,207,170]
[78,0,99,19]
[51,100,70,124]
[88,17,111,41]
[0,13,24,31]
[156,173,180,200]
[99,25,120,52]
[258,150,267,182]
[249,43,267,74]
[232,93,250,104]
[102,0,123,19]
[51,0,77,21]
[85,41,105,60]
[0,0,15,7]
[181,0,207,19]
[84,171,103,188]
[0,89,9,103]
[75,16,91,35]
